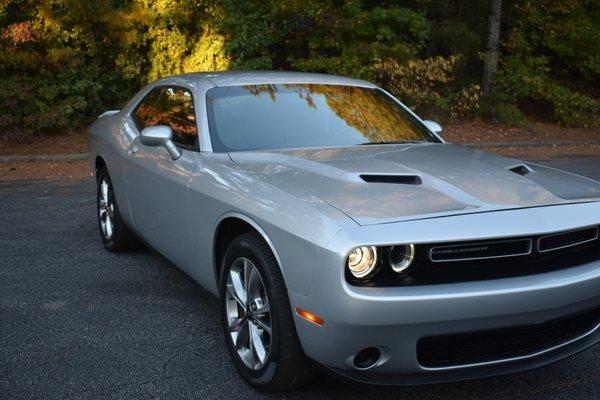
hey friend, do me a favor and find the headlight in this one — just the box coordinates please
[347,246,378,278]
[388,244,415,274]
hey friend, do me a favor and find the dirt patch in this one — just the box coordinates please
[0,131,88,156]
[481,144,600,159]
[444,120,599,144]
[0,160,92,181]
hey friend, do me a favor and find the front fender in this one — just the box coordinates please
[186,153,357,296]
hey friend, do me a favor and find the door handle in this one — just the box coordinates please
[128,146,138,155]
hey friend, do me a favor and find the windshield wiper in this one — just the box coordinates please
[359,140,426,145]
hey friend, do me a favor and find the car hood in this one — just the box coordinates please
[228,143,600,226]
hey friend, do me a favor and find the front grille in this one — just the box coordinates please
[417,306,600,368]
[539,227,599,252]
[348,225,600,287]
[430,238,532,262]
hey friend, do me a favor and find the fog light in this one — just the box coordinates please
[347,246,378,278]
[353,347,381,369]
[388,244,415,274]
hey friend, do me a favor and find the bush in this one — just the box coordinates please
[374,56,455,118]
[546,86,599,128]
[0,0,598,140]
[495,0,599,127]
[495,55,598,127]
[0,70,133,138]
[449,83,482,120]
[481,102,528,127]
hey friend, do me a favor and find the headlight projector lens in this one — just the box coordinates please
[388,244,415,274]
[347,246,378,278]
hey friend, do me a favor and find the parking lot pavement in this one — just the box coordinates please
[1,157,600,400]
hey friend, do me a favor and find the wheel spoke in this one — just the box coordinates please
[254,303,269,316]
[247,264,261,302]
[242,259,252,304]
[229,316,245,332]
[251,324,268,366]
[248,320,256,368]
[101,181,109,204]
[227,284,245,310]
[234,320,249,350]
[228,269,247,308]
[255,317,272,335]
[105,215,113,238]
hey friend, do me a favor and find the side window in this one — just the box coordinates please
[133,89,161,131]
[152,87,198,150]
[132,86,198,151]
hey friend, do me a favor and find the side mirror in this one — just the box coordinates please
[423,120,443,136]
[140,125,181,160]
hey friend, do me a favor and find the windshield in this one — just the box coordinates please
[206,84,439,152]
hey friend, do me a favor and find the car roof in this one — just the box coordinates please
[152,71,376,88]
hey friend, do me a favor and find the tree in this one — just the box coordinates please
[481,0,502,98]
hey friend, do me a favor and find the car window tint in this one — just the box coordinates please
[150,87,198,151]
[133,89,161,131]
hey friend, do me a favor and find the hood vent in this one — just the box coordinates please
[360,174,422,185]
[509,164,532,176]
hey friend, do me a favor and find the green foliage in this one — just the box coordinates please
[0,0,598,140]
[497,0,599,126]
[375,56,458,120]
[449,83,482,120]
[140,0,229,81]
[0,0,140,137]
[221,0,431,79]
[481,101,528,127]
[547,86,599,127]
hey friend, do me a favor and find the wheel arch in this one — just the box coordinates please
[95,155,107,176]
[213,213,285,287]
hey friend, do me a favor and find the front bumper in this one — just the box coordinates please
[289,204,600,385]
[291,263,600,384]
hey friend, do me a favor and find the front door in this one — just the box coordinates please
[124,86,199,268]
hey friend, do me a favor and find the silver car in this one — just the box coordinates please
[88,71,600,392]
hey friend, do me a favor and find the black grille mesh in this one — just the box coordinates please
[417,306,600,368]
[539,227,599,252]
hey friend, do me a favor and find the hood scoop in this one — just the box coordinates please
[509,164,533,176]
[229,144,600,226]
[360,174,422,185]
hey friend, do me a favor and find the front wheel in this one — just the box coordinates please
[96,166,139,252]
[219,232,314,392]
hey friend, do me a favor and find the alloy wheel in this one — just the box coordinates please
[225,257,272,370]
[98,179,115,240]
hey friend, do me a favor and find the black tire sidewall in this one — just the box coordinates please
[219,235,284,387]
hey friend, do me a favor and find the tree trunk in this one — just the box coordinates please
[482,0,502,98]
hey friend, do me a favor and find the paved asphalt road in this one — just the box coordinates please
[2,157,600,400]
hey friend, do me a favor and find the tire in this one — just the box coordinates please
[96,166,139,252]
[219,232,314,392]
